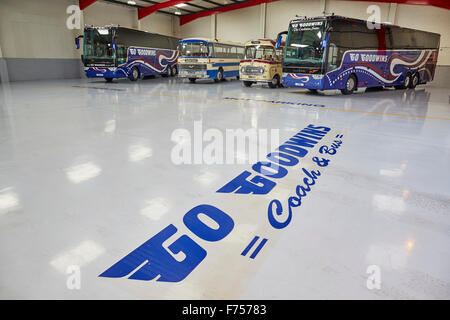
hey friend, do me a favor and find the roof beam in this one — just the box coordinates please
[138,0,194,20]
[79,0,98,10]
[180,0,279,25]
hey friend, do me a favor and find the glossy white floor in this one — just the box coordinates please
[0,77,449,299]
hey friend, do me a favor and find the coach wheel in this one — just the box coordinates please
[409,73,419,89]
[268,74,280,89]
[215,68,224,82]
[308,89,318,94]
[105,77,113,83]
[243,81,253,87]
[170,66,177,77]
[130,67,140,81]
[395,73,411,90]
[189,78,196,83]
[341,74,357,95]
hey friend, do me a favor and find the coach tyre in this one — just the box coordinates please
[268,74,280,88]
[130,67,140,81]
[170,65,177,77]
[395,72,411,89]
[105,78,113,83]
[215,68,224,82]
[341,74,357,95]
[409,73,419,89]
[189,78,196,83]
[243,81,253,87]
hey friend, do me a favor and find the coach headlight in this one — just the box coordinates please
[241,66,246,73]
[259,67,265,74]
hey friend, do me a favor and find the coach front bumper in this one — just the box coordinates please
[282,73,324,89]
[84,67,119,79]
[178,69,210,79]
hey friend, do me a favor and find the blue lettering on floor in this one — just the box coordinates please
[217,124,331,195]
[100,125,343,283]
[223,97,325,108]
[267,134,344,229]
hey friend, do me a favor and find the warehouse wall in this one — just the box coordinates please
[83,1,136,28]
[265,0,327,41]
[0,0,448,83]
[140,12,179,37]
[216,6,261,44]
[0,0,176,82]
[0,0,80,81]
[180,15,212,40]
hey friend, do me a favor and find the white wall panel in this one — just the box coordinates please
[0,0,79,59]
[83,1,136,29]
[216,6,260,43]
[326,0,391,22]
[140,13,175,37]
[265,0,324,40]
[180,16,212,39]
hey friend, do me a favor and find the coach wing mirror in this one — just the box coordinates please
[276,31,288,50]
[75,35,83,49]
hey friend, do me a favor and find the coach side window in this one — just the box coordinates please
[231,46,237,58]
[116,45,127,65]
[350,23,378,50]
[237,46,245,59]
[328,22,352,70]
[326,43,339,72]
[214,44,223,57]
[391,27,412,49]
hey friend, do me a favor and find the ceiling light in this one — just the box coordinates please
[175,3,187,7]
[127,0,136,5]
[175,11,181,15]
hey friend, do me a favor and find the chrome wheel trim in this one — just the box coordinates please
[346,77,355,91]
[405,75,410,87]
[272,76,278,86]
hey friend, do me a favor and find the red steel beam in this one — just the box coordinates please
[336,0,449,10]
[138,0,194,20]
[180,0,280,25]
[79,0,98,10]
